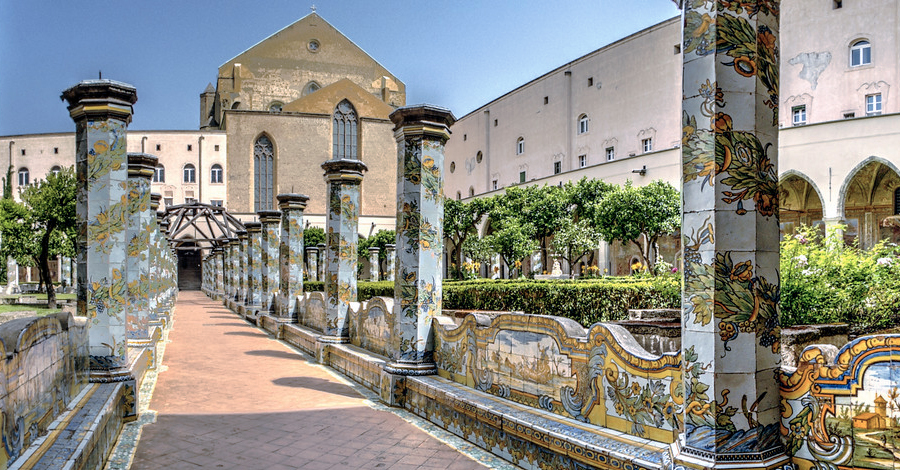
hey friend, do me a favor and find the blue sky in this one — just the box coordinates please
[0,1,680,135]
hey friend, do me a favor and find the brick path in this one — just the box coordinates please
[130,291,491,470]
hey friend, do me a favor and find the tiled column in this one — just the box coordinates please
[60,257,72,292]
[305,246,319,282]
[368,247,380,281]
[678,2,787,468]
[125,153,157,348]
[384,244,395,282]
[227,238,237,303]
[258,211,281,313]
[149,211,164,326]
[245,222,262,310]
[4,258,18,294]
[384,105,455,378]
[277,194,309,321]
[319,158,367,343]
[316,242,326,282]
[62,79,137,380]
[214,247,224,300]
[236,230,249,303]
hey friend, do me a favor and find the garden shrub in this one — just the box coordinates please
[781,225,900,333]
[303,277,678,325]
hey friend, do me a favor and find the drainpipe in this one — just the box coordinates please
[198,135,204,203]
[141,136,147,153]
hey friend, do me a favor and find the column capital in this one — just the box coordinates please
[305,246,319,254]
[390,104,456,143]
[257,211,281,225]
[127,153,158,180]
[277,193,310,211]
[150,193,162,212]
[321,159,367,182]
[61,79,138,123]
[368,247,381,254]
[237,230,249,241]
[245,222,262,234]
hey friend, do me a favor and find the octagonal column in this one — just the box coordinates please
[258,211,281,313]
[677,2,788,468]
[63,79,137,377]
[245,222,263,309]
[384,105,455,377]
[316,243,326,282]
[277,194,309,320]
[226,238,237,302]
[125,153,157,347]
[368,247,380,281]
[215,247,225,300]
[319,159,367,343]
[384,244,395,282]
[305,246,319,282]
[236,230,249,303]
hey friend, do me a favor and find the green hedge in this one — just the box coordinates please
[304,277,679,325]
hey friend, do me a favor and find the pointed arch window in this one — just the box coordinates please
[333,100,358,160]
[254,135,274,211]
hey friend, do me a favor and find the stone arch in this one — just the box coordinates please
[778,169,826,235]
[837,156,900,248]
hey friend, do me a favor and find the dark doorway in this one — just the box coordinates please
[177,240,202,290]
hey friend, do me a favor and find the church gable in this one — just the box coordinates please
[282,78,394,120]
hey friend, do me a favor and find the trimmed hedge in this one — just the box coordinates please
[303,277,679,325]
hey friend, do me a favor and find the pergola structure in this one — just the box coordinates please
[162,203,246,252]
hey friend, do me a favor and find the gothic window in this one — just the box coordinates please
[303,81,321,96]
[333,100,358,160]
[254,135,274,211]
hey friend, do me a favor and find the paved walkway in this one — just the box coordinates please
[129,292,498,470]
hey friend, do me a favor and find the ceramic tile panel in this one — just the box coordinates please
[779,334,900,470]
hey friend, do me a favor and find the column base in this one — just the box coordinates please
[671,438,792,470]
[382,360,437,376]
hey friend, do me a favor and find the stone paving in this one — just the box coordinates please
[124,292,508,469]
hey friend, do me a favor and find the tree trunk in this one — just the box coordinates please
[39,224,56,309]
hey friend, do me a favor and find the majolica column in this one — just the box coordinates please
[316,242,326,282]
[385,105,455,376]
[236,230,249,303]
[306,246,319,282]
[227,238,237,302]
[60,257,72,292]
[319,158,367,343]
[245,222,262,309]
[678,2,787,468]
[368,247,380,281]
[277,194,309,320]
[125,153,157,347]
[384,244,395,282]
[258,211,281,313]
[215,248,224,299]
[147,194,161,322]
[63,79,138,378]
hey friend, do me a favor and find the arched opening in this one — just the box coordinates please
[176,239,202,290]
[183,163,196,183]
[841,159,900,248]
[17,167,29,186]
[210,164,223,184]
[303,81,321,96]
[778,172,825,239]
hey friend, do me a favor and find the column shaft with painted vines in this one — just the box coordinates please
[60,257,72,292]
[320,159,367,342]
[384,244,395,282]
[215,248,224,299]
[258,211,281,313]
[156,219,174,322]
[236,230,249,303]
[228,238,238,302]
[678,2,787,468]
[316,243,326,282]
[148,205,162,326]
[277,194,310,320]
[125,153,157,347]
[245,222,262,308]
[62,80,138,373]
[306,247,318,282]
[385,105,455,375]
[368,247,380,281]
